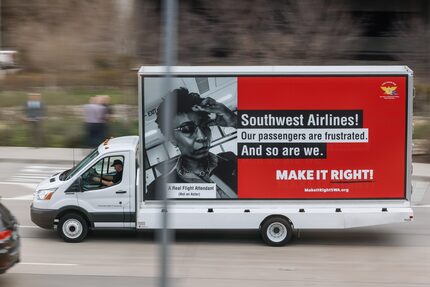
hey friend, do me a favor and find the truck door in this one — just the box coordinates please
[77,152,130,228]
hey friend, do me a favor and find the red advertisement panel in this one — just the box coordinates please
[237,76,407,199]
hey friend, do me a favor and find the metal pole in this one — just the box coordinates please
[0,0,2,49]
[160,0,177,287]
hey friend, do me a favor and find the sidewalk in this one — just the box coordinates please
[413,163,430,180]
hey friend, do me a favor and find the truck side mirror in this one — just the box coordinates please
[67,177,82,193]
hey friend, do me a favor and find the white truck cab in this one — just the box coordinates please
[31,136,139,242]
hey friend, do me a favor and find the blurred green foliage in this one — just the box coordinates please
[0,118,138,148]
[0,72,429,152]
[414,121,430,140]
[415,84,430,115]
[0,69,139,148]
[0,88,137,107]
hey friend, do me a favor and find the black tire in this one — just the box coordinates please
[260,217,293,246]
[57,213,88,243]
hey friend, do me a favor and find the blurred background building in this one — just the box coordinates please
[0,0,429,157]
[1,0,429,74]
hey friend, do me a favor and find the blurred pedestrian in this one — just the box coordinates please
[84,96,107,147]
[24,92,45,147]
[99,95,113,138]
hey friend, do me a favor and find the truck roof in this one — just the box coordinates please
[138,65,413,75]
[98,136,139,154]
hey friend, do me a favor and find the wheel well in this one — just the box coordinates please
[55,209,92,228]
[260,215,294,230]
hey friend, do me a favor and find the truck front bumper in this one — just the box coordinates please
[30,204,57,229]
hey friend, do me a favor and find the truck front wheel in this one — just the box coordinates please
[261,217,293,246]
[57,213,88,243]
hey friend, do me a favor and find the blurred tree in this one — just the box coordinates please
[272,0,359,63]
[1,0,429,78]
[136,0,359,65]
[2,0,136,87]
[395,17,430,78]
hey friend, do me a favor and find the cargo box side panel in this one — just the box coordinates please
[237,75,408,200]
[141,71,409,201]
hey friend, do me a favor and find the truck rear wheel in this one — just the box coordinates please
[57,213,88,243]
[261,217,293,246]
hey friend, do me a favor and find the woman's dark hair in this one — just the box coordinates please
[156,87,207,135]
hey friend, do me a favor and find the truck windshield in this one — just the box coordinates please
[64,149,99,181]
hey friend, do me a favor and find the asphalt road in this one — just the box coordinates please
[0,162,429,287]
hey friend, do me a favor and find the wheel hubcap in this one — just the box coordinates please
[63,219,82,239]
[267,222,287,243]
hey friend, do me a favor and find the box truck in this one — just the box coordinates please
[31,66,414,246]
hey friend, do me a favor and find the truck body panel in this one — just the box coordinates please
[140,67,412,196]
[136,201,412,229]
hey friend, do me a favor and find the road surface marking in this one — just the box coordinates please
[19,225,40,229]
[6,164,69,185]
[1,194,34,200]
[12,175,51,179]
[19,262,79,266]
[0,181,37,189]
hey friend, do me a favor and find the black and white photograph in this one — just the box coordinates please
[143,77,238,200]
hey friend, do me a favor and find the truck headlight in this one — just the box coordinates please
[35,188,57,200]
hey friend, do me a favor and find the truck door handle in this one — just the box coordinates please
[116,191,127,194]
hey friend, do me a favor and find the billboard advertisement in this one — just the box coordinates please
[143,75,407,200]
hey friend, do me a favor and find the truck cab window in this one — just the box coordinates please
[81,155,125,191]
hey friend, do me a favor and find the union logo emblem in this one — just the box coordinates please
[380,81,397,96]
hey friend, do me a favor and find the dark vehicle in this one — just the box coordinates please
[0,202,20,274]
